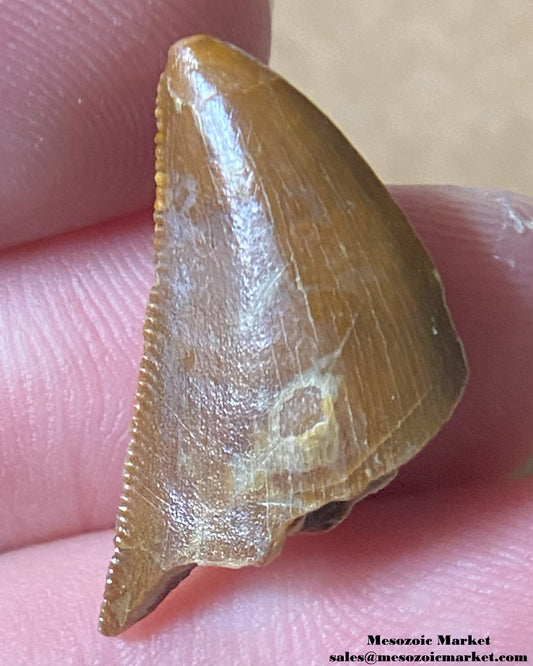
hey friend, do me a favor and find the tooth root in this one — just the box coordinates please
[99,34,467,636]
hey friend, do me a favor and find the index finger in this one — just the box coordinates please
[0,0,271,249]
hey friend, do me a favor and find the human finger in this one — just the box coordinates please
[1,187,531,552]
[0,0,271,248]
[0,481,531,663]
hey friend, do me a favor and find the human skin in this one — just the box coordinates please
[1,1,532,663]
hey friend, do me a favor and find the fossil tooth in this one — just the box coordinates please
[99,34,468,636]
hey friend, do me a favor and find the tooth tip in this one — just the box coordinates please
[100,543,197,637]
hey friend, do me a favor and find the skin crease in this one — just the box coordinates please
[0,0,532,662]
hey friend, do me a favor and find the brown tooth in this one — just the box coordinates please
[99,34,467,636]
